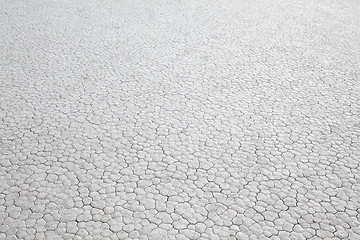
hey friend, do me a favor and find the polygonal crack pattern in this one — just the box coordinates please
[1,0,360,239]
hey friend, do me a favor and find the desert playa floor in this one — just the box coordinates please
[1,0,359,239]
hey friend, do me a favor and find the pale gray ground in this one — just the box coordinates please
[1,0,360,239]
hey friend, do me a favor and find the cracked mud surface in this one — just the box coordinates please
[1,0,360,239]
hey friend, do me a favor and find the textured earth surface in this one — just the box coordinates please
[1,0,360,239]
